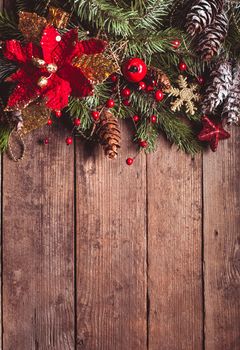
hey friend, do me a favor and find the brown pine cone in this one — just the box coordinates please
[186,0,224,36]
[149,66,171,90]
[197,11,228,61]
[96,108,121,159]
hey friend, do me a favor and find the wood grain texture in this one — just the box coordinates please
[147,139,203,350]
[204,128,240,350]
[75,122,147,350]
[2,125,75,349]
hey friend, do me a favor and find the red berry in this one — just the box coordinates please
[73,118,81,127]
[110,73,118,83]
[126,157,134,165]
[47,119,53,126]
[123,99,130,106]
[44,137,49,145]
[66,136,73,146]
[91,111,100,121]
[139,140,148,148]
[106,99,115,108]
[179,61,187,71]
[155,90,164,101]
[133,115,140,122]
[197,76,205,85]
[150,115,157,123]
[55,110,62,118]
[138,81,146,90]
[121,87,131,98]
[172,39,181,49]
[146,85,154,92]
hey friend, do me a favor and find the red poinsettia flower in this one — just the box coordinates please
[4,26,106,111]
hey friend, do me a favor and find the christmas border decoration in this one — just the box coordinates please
[0,0,239,164]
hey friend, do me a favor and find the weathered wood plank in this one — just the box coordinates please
[2,125,75,349]
[147,139,203,350]
[204,128,240,350]
[0,1,3,348]
[75,122,147,350]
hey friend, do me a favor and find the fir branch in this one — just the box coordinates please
[0,59,18,83]
[0,124,11,152]
[158,112,202,154]
[73,0,137,37]
[135,0,172,31]
[0,11,23,41]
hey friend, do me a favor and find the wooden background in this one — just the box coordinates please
[1,0,240,348]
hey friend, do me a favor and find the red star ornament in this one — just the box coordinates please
[4,26,106,111]
[198,116,230,152]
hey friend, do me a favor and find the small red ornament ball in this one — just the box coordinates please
[146,85,154,92]
[178,61,187,71]
[123,99,130,106]
[122,58,147,83]
[126,157,134,165]
[138,81,146,90]
[121,87,131,98]
[150,115,157,123]
[106,99,115,108]
[133,115,140,122]
[55,110,62,118]
[44,137,49,145]
[47,119,53,126]
[73,118,81,127]
[66,136,73,146]
[91,111,100,121]
[110,73,118,83]
[139,140,148,148]
[172,39,181,49]
[155,90,164,101]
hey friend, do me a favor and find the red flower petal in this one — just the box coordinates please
[58,64,93,97]
[76,38,107,55]
[4,40,27,63]
[6,65,42,110]
[42,74,71,110]
[40,26,61,64]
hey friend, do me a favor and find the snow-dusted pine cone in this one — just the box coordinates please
[202,59,232,114]
[197,11,228,61]
[222,64,240,125]
[186,0,224,36]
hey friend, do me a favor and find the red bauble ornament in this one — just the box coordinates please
[172,40,181,49]
[66,136,73,146]
[198,116,230,152]
[150,115,157,123]
[122,99,130,106]
[106,99,115,108]
[126,157,134,165]
[73,118,81,126]
[139,140,148,148]
[47,119,53,126]
[55,110,62,118]
[91,110,100,121]
[121,87,131,98]
[122,58,147,83]
[138,81,146,90]
[44,137,49,145]
[155,90,164,101]
[178,61,187,71]
[133,115,140,122]
[110,74,118,83]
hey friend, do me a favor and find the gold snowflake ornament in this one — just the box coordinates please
[166,75,201,115]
